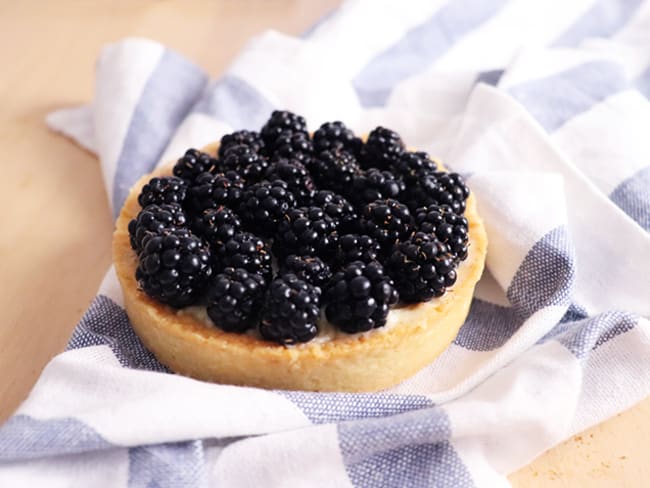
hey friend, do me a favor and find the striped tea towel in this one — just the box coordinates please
[2,0,650,486]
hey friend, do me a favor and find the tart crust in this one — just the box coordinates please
[112,142,487,392]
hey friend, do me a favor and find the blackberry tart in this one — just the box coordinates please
[113,115,487,392]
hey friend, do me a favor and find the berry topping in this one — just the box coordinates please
[310,190,357,232]
[206,267,267,332]
[260,110,308,150]
[402,171,470,214]
[331,234,382,269]
[173,149,217,183]
[215,231,272,281]
[310,148,361,195]
[135,229,212,308]
[325,261,399,333]
[218,130,265,158]
[414,204,469,261]
[219,144,269,183]
[129,203,187,252]
[185,171,245,214]
[260,274,321,344]
[280,254,332,288]
[138,176,187,208]
[313,121,362,156]
[348,168,404,207]
[273,206,338,258]
[265,159,316,205]
[362,126,405,170]
[359,199,413,252]
[386,232,457,302]
[238,179,296,237]
[272,131,314,164]
[191,206,242,247]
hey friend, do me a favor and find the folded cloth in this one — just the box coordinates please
[3,0,650,486]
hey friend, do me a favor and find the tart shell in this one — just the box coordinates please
[112,142,488,392]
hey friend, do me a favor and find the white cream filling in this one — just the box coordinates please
[178,292,434,345]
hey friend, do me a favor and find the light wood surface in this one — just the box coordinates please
[0,1,647,485]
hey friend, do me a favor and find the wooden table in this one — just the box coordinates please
[1,1,647,485]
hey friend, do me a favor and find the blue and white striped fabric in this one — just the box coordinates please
[4,0,650,486]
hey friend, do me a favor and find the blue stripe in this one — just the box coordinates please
[0,415,112,461]
[560,302,589,323]
[455,226,574,351]
[338,408,473,488]
[193,74,275,130]
[281,392,433,424]
[112,50,208,218]
[475,69,504,87]
[352,0,508,107]
[67,295,168,372]
[636,65,650,99]
[128,440,206,488]
[506,226,575,320]
[609,166,650,231]
[509,61,626,132]
[540,310,638,358]
[553,0,643,47]
[454,299,521,351]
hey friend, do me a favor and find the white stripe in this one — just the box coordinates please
[447,341,581,476]
[93,38,165,212]
[570,317,650,434]
[17,347,312,446]
[212,424,353,488]
[552,90,650,194]
[0,448,129,488]
[308,0,447,77]
[435,0,595,72]
[98,266,123,306]
[156,113,233,167]
[449,84,650,316]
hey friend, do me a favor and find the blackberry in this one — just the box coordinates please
[272,131,314,164]
[310,190,357,232]
[138,176,187,208]
[331,234,381,269]
[218,130,265,158]
[310,148,361,195]
[128,203,188,252]
[414,204,469,261]
[273,207,338,258]
[135,229,212,308]
[402,171,470,214]
[325,260,399,333]
[219,144,269,183]
[265,159,316,204]
[260,110,308,150]
[185,171,245,214]
[191,206,242,247]
[313,121,362,156]
[280,254,332,288]
[173,149,218,183]
[260,274,321,344]
[348,168,404,208]
[206,267,266,332]
[215,231,272,281]
[391,151,437,182]
[238,179,296,237]
[362,126,405,170]
[386,232,457,302]
[359,199,413,252]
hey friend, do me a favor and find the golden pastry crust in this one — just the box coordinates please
[112,142,487,392]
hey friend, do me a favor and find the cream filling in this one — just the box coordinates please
[175,257,470,345]
[178,301,412,345]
